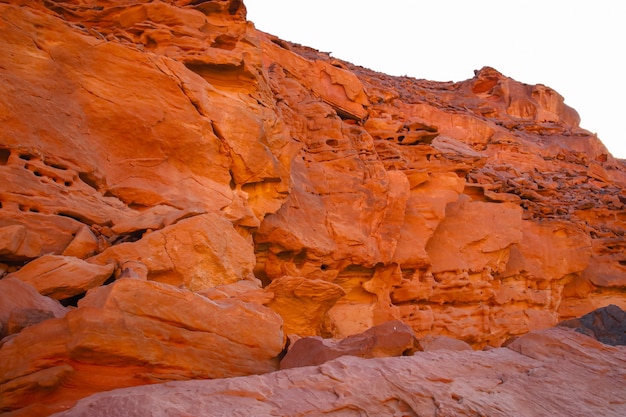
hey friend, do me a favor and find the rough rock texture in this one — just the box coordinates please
[0,278,67,338]
[558,304,626,345]
[280,320,418,369]
[1,0,626,415]
[52,327,626,417]
[0,278,283,416]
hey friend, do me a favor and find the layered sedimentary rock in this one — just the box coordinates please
[1,0,626,415]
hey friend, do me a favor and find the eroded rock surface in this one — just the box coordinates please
[52,327,626,417]
[0,278,283,416]
[559,304,626,346]
[1,0,626,415]
[0,277,67,339]
[280,320,418,369]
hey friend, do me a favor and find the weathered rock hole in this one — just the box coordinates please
[401,347,414,356]
[128,203,149,210]
[18,204,28,212]
[144,36,158,49]
[320,264,329,271]
[33,170,42,177]
[227,0,242,15]
[213,34,238,50]
[29,207,40,213]
[19,153,33,161]
[618,260,626,266]
[64,181,72,186]
[271,38,290,50]
[276,251,292,261]
[48,162,68,170]
[111,229,147,244]
[326,139,339,147]
[78,172,99,190]
[397,135,406,143]
[293,250,307,268]
[0,148,10,165]
[57,211,91,224]
[60,292,85,307]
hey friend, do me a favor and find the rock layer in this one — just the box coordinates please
[1,0,626,415]
[52,327,626,417]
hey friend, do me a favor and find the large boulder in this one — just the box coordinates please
[558,304,626,346]
[0,278,284,416]
[280,320,419,369]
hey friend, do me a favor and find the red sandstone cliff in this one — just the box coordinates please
[0,1,625,416]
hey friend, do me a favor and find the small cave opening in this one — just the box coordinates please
[78,172,100,191]
[110,229,147,245]
[59,292,86,308]
[0,148,10,165]
[256,269,271,288]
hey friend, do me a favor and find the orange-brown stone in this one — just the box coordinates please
[0,278,283,415]
[0,0,625,415]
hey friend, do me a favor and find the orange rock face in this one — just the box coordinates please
[0,0,625,415]
[0,278,283,416]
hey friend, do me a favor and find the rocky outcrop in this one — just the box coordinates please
[280,320,418,369]
[1,0,626,415]
[52,327,626,417]
[0,278,283,416]
[558,304,626,346]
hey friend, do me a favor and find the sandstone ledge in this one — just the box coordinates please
[52,327,626,417]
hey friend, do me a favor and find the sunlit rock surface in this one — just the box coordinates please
[1,0,625,415]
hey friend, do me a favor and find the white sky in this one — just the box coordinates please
[246,1,626,158]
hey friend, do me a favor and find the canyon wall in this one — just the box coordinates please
[1,0,625,415]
